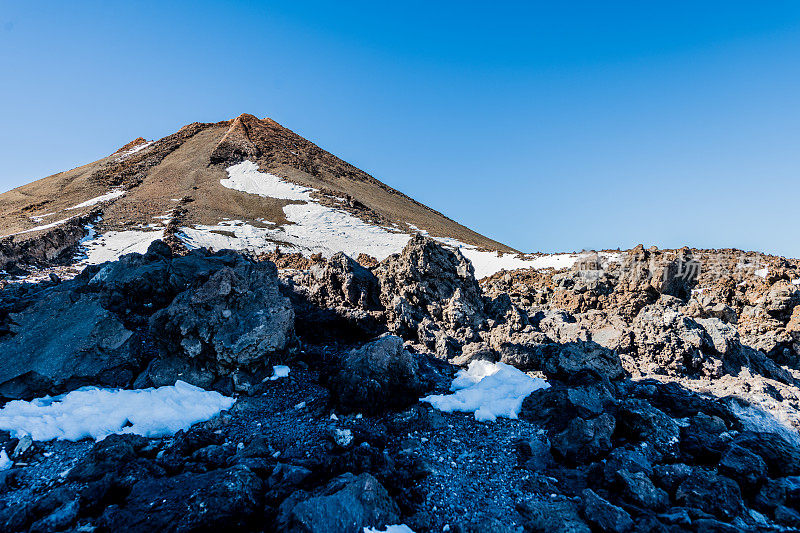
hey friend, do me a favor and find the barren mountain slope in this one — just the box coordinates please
[0,114,514,270]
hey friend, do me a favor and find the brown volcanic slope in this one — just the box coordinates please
[0,114,514,254]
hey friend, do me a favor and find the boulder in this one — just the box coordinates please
[615,399,680,461]
[286,252,385,341]
[276,473,399,533]
[731,431,800,477]
[375,236,486,357]
[718,444,767,493]
[674,472,744,520]
[616,469,668,511]
[0,289,137,399]
[98,465,264,531]
[540,341,625,383]
[581,489,633,533]
[550,413,615,464]
[516,499,591,533]
[150,261,294,373]
[326,335,426,413]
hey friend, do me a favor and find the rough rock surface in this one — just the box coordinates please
[1,239,800,531]
[375,235,486,359]
[150,261,294,372]
[326,335,427,413]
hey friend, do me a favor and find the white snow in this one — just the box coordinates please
[364,526,416,533]
[179,221,278,255]
[278,203,411,260]
[79,229,164,265]
[269,365,290,380]
[793,279,800,286]
[0,450,11,471]
[755,267,769,278]
[29,212,55,223]
[221,160,314,201]
[422,361,549,422]
[0,381,235,442]
[5,217,71,236]
[115,141,154,160]
[66,190,125,210]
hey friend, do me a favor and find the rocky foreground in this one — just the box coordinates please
[0,237,799,532]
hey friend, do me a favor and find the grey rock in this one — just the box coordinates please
[150,261,294,373]
[581,489,633,532]
[551,413,615,464]
[675,472,744,520]
[375,235,486,358]
[718,444,767,493]
[277,473,399,533]
[0,289,136,399]
[327,335,426,413]
[98,465,263,531]
[616,469,668,511]
[516,498,591,533]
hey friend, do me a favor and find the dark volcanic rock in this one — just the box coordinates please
[150,260,294,374]
[287,252,385,342]
[327,335,427,413]
[718,444,768,493]
[98,465,264,532]
[581,489,633,533]
[616,469,668,511]
[516,499,591,533]
[375,235,486,358]
[551,413,615,464]
[674,471,744,520]
[731,431,800,477]
[276,473,399,533]
[0,288,137,399]
[540,341,625,383]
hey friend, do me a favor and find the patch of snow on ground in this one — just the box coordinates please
[0,450,11,471]
[66,190,125,210]
[221,160,314,201]
[755,267,769,278]
[179,221,278,255]
[269,365,290,380]
[0,381,234,442]
[278,203,411,260]
[79,228,164,265]
[793,279,800,286]
[364,526,416,533]
[178,160,620,277]
[422,361,549,422]
[458,249,578,279]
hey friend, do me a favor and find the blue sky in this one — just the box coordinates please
[1,2,799,256]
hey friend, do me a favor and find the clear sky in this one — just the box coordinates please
[1,2,799,257]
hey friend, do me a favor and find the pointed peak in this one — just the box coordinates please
[113,137,148,154]
[210,114,260,164]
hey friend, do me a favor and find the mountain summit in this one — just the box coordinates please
[0,114,523,275]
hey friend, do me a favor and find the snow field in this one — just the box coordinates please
[0,381,235,442]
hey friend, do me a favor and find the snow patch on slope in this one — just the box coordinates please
[79,228,164,265]
[0,381,234,442]
[221,160,314,201]
[66,190,125,210]
[7,218,72,236]
[422,361,549,422]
